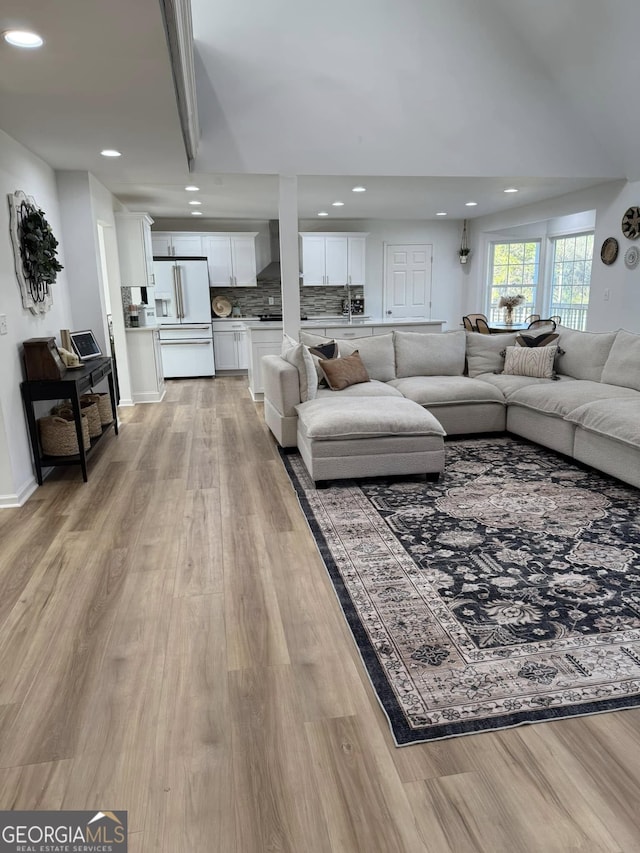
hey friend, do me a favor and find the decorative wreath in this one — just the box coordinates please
[8,190,64,314]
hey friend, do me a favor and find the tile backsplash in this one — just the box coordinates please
[208,283,365,317]
[122,283,364,322]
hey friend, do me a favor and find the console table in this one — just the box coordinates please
[21,357,118,484]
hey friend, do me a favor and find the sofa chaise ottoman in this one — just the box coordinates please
[295,396,446,486]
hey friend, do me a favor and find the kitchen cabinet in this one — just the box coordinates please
[204,233,258,287]
[116,212,155,289]
[212,320,249,371]
[299,233,368,286]
[125,327,165,403]
[151,232,203,257]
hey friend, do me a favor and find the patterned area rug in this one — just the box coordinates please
[281,437,640,745]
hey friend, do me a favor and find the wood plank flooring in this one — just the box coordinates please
[1,376,639,852]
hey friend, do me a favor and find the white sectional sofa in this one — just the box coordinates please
[262,327,640,489]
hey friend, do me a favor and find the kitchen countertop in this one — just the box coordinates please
[241,317,445,330]
[125,324,160,332]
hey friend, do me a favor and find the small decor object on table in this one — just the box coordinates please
[498,293,524,325]
[8,190,64,315]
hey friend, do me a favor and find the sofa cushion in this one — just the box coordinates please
[565,398,640,450]
[335,333,396,382]
[508,380,640,418]
[319,351,370,391]
[476,372,570,400]
[466,331,518,377]
[308,340,338,383]
[555,327,618,381]
[516,332,560,348]
[296,396,446,440]
[316,380,403,400]
[388,375,505,407]
[300,330,396,382]
[600,329,640,391]
[395,330,466,378]
[281,335,318,402]
[503,345,558,379]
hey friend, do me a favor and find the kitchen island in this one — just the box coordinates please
[243,316,445,400]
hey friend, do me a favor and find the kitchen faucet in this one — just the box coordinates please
[344,282,352,323]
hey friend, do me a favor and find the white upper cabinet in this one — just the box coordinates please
[300,232,368,286]
[204,233,258,287]
[116,212,155,289]
[151,232,203,257]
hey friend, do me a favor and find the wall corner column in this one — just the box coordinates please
[279,176,300,340]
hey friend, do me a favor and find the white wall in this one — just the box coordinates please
[0,130,75,504]
[299,218,463,328]
[465,180,638,330]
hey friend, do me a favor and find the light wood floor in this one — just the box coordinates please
[1,376,639,852]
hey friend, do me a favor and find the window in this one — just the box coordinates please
[549,233,593,331]
[486,232,594,329]
[487,241,540,323]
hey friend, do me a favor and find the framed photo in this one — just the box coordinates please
[69,329,102,361]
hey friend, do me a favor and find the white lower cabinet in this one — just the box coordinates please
[125,328,165,403]
[212,321,249,371]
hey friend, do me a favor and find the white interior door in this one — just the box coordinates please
[384,243,432,318]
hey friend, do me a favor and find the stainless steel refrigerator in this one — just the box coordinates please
[153,258,215,377]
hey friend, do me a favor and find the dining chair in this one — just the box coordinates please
[528,318,557,331]
[524,314,541,324]
[463,313,489,331]
[549,315,562,325]
[462,316,474,331]
[475,318,492,334]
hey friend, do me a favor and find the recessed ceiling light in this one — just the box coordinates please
[188,200,202,206]
[332,201,345,207]
[185,185,199,192]
[504,187,519,193]
[436,211,447,216]
[3,30,43,48]
[191,211,203,216]
[317,211,329,217]
[465,201,478,207]
[352,186,366,193]
[100,149,121,158]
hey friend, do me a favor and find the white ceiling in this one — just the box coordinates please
[0,0,637,222]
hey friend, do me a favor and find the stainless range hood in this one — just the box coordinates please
[256,220,281,283]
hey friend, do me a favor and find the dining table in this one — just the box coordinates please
[487,322,529,334]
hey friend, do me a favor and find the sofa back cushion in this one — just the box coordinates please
[335,333,396,382]
[394,330,466,378]
[466,331,518,377]
[299,330,396,382]
[601,329,640,391]
[555,327,618,381]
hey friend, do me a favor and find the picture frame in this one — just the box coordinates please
[69,329,102,361]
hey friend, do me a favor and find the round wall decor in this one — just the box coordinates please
[624,246,640,269]
[600,237,619,265]
[621,206,640,239]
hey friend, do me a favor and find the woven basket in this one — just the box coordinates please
[81,392,112,425]
[39,414,90,456]
[54,400,102,438]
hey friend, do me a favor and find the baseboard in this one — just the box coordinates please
[0,475,39,508]
[131,388,167,404]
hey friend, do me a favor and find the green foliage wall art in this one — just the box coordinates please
[8,190,64,314]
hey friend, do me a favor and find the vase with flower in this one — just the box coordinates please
[498,294,524,325]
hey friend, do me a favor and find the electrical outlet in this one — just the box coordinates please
[0,315,7,335]
[268,297,275,305]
